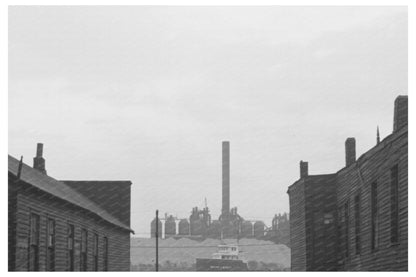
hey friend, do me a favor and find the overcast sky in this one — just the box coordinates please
[9,6,407,237]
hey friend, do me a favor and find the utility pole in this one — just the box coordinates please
[155,209,159,272]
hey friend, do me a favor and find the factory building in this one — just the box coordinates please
[8,144,133,271]
[264,213,290,246]
[287,95,408,271]
[150,141,289,245]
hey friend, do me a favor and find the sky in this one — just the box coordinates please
[8,6,407,237]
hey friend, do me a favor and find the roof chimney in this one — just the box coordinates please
[393,95,408,132]
[33,143,47,174]
[345,138,356,167]
[300,160,308,178]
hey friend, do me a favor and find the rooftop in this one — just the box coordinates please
[8,155,134,233]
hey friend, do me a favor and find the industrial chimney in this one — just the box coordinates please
[33,143,47,174]
[345,138,356,167]
[222,141,230,216]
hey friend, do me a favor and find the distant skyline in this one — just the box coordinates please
[8,6,407,237]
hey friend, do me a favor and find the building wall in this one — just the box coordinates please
[8,173,18,271]
[289,129,408,272]
[288,126,408,271]
[336,127,408,271]
[288,180,306,271]
[11,182,131,271]
[304,174,338,271]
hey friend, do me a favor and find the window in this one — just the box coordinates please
[371,182,379,251]
[323,213,334,224]
[103,237,108,271]
[344,201,350,258]
[93,233,99,271]
[28,213,40,271]
[80,229,88,271]
[67,224,74,271]
[390,165,399,244]
[46,218,55,271]
[354,194,361,255]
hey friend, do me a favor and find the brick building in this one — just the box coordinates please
[8,144,133,271]
[287,95,408,271]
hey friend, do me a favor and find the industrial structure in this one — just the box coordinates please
[8,144,133,271]
[287,95,408,271]
[150,141,290,245]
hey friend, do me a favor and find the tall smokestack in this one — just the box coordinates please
[33,143,47,174]
[222,141,230,216]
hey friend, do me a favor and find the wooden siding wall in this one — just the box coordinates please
[305,175,338,271]
[11,184,131,271]
[8,173,18,271]
[336,129,407,271]
[288,180,306,271]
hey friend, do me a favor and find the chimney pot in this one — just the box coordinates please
[33,143,47,174]
[300,161,308,178]
[36,143,43,157]
[345,138,356,167]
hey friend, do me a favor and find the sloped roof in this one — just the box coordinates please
[8,155,133,233]
[287,125,408,194]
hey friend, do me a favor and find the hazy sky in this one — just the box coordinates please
[8,6,407,237]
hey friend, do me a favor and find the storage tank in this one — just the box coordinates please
[207,220,221,238]
[241,221,253,237]
[165,216,176,238]
[150,217,162,238]
[190,218,204,236]
[178,219,190,236]
[254,221,265,238]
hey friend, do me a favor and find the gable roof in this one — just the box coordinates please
[62,180,132,226]
[336,125,407,175]
[8,155,133,233]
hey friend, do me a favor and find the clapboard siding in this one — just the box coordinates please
[11,183,130,271]
[288,96,407,271]
[288,180,306,271]
[336,128,407,271]
[304,174,338,271]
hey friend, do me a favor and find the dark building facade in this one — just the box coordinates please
[287,95,408,271]
[8,144,133,271]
